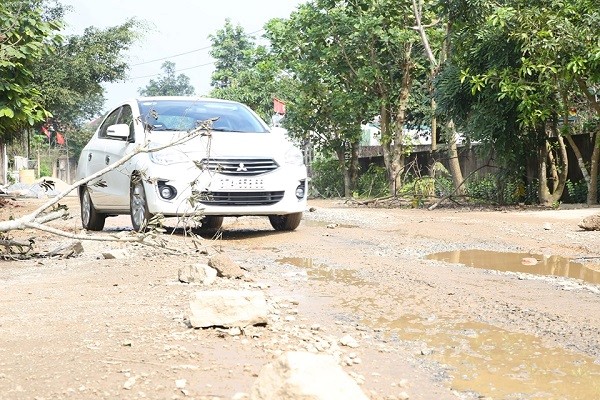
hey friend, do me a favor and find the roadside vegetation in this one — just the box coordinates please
[0,0,599,213]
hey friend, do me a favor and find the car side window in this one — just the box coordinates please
[98,108,121,139]
[118,105,135,141]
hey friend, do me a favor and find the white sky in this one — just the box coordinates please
[61,0,305,113]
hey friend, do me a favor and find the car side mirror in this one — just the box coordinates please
[106,124,130,139]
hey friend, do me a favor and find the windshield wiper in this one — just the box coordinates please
[211,128,247,133]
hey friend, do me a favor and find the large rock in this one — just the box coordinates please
[579,214,600,231]
[189,290,268,328]
[178,263,217,285]
[250,352,369,400]
[208,254,245,278]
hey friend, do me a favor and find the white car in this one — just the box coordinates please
[76,97,307,232]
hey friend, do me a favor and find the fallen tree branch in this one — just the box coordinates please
[0,122,213,236]
[428,160,496,211]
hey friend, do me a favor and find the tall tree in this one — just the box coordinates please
[0,0,62,141]
[412,0,465,196]
[266,4,374,196]
[208,23,294,122]
[35,17,143,125]
[209,19,255,89]
[441,0,600,205]
[268,0,429,196]
[138,61,195,97]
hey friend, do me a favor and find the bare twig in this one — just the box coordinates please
[428,161,495,210]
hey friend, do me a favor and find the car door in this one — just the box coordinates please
[98,104,139,210]
[83,107,121,208]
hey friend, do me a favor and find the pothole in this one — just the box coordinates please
[277,255,600,399]
[276,257,373,287]
[372,315,600,400]
[427,250,600,285]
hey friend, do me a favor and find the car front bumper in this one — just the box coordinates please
[144,166,308,217]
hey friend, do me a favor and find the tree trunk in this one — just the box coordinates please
[538,141,552,205]
[575,77,600,204]
[589,130,599,204]
[565,133,597,204]
[335,147,351,198]
[446,120,465,196]
[538,135,568,206]
[387,43,413,195]
[349,141,360,194]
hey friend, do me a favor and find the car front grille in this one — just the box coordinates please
[197,191,284,206]
[197,158,279,176]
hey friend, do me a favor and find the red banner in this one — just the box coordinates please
[273,98,286,114]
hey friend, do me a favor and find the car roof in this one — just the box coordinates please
[136,96,238,103]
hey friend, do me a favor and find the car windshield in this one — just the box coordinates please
[137,99,269,133]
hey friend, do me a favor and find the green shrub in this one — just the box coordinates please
[356,164,388,198]
[464,174,531,205]
[434,176,454,197]
[466,175,497,202]
[39,162,52,178]
[310,157,344,198]
[565,178,600,204]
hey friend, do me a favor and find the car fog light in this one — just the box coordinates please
[295,184,305,199]
[159,184,177,200]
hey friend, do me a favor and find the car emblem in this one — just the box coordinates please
[236,163,247,172]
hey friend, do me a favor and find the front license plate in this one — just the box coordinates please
[217,177,265,190]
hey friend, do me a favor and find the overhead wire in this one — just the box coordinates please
[128,28,266,80]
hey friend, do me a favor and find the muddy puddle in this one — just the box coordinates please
[427,250,600,285]
[276,257,373,287]
[278,256,600,399]
[373,314,600,399]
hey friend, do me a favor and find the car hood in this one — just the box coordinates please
[147,130,295,160]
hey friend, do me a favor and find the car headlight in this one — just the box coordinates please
[284,146,304,166]
[150,148,188,165]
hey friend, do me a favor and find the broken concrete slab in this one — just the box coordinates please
[189,289,268,328]
[178,263,217,285]
[250,351,369,400]
[102,249,129,259]
[208,253,245,279]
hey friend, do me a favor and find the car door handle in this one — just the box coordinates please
[88,153,92,161]
[105,155,110,165]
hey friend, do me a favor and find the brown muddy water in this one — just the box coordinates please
[277,257,600,400]
[426,250,600,285]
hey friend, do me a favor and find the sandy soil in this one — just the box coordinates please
[0,195,599,400]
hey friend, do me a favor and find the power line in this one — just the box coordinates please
[128,60,216,80]
[131,45,212,66]
[130,28,265,67]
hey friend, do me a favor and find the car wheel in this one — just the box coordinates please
[130,178,153,232]
[80,186,106,231]
[201,216,224,230]
[269,212,303,231]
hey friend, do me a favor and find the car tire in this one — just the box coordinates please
[201,215,224,230]
[80,186,106,231]
[130,178,153,232]
[269,212,303,231]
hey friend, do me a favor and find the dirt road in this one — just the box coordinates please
[0,196,599,400]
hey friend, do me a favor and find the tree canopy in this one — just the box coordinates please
[138,61,195,97]
[0,0,62,141]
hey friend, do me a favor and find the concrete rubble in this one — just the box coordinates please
[188,289,268,328]
[178,263,218,285]
[250,351,369,400]
[208,253,246,279]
